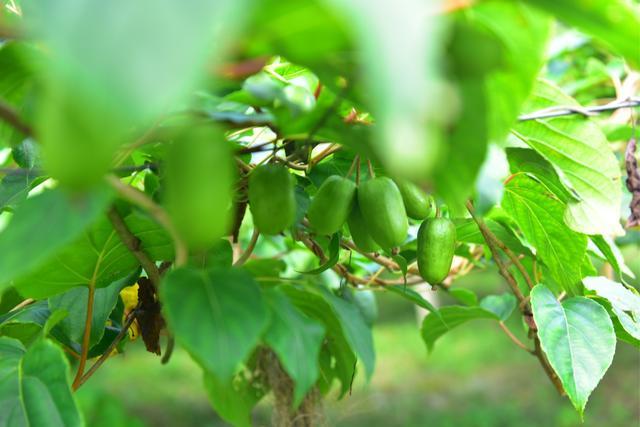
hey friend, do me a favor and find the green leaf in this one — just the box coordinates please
[0,171,40,212]
[14,212,171,298]
[514,80,623,235]
[421,305,499,352]
[506,147,574,203]
[448,288,478,307]
[0,186,113,294]
[189,239,233,269]
[203,371,266,427]
[0,337,27,427]
[386,285,441,318]
[583,276,640,345]
[299,232,341,274]
[20,340,83,427]
[479,293,516,321]
[48,273,136,347]
[282,286,358,396]
[502,173,587,294]
[524,0,640,68]
[531,284,616,416]
[325,0,444,179]
[474,3,550,142]
[317,287,375,379]
[161,267,269,381]
[27,0,247,186]
[0,301,51,345]
[264,289,325,406]
[589,236,635,282]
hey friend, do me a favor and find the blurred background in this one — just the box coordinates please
[78,245,639,427]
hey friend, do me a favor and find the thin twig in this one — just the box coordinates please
[107,206,162,288]
[72,285,96,390]
[74,309,138,390]
[9,298,34,312]
[234,228,260,266]
[498,321,533,353]
[106,175,188,268]
[466,201,527,304]
[0,99,32,136]
[469,208,535,290]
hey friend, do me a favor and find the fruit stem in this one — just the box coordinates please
[367,159,375,178]
[346,155,360,178]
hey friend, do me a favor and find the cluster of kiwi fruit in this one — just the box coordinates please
[247,162,456,285]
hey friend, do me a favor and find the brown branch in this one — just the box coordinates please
[466,201,527,304]
[107,206,162,288]
[466,201,565,395]
[534,336,566,396]
[625,137,640,228]
[106,174,188,268]
[0,99,32,136]
[72,285,96,390]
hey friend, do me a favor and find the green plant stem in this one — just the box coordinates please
[72,284,96,391]
[367,159,375,178]
[234,228,260,266]
[106,174,188,268]
[346,155,360,178]
[107,206,162,288]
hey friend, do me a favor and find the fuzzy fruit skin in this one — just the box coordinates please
[417,217,456,285]
[248,164,296,235]
[307,176,356,235]
[347,197,380,253]
[396,180,435,220]
[358,177,409,249]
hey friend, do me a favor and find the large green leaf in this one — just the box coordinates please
[0,186,113,294]
[324,0,445,179]
[19,340,83,427]
[436,2,550,211]
[514,80,623,235]
[14,211,172,298]
[161,267,269,381]
[502,173,587,294]
[26,0,247,186]
[264,288,325,407]
[531,284,616,416]
[318,287,375,378]
[0,337,27,427]
[524,0,640,68]
[203,370,266,427]
[282,286,357,397]
[473,2,550,142]
[421,305,500,352]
